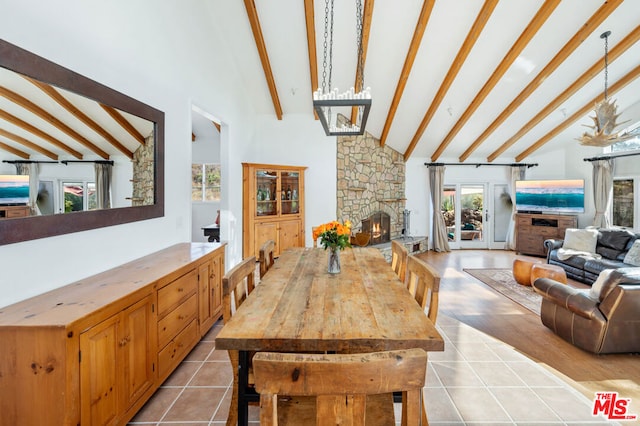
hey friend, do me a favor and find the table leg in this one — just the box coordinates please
[238,350,249,426]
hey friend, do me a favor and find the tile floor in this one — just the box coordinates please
[129,314,620,425]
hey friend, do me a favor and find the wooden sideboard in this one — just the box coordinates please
[0,205,30,219]
[515,213,577,256]
[0,242,225,426]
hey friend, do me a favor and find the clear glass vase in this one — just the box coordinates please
[327,246,341,274]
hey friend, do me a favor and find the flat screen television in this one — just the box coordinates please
[515,179,584,214]
[0,175,30,206]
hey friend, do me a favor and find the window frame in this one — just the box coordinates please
[191,163,221,202]
[611,176,639,230]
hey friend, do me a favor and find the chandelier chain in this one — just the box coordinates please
[356,0,365,90]
[322,0,329,94]
[603,32,609,100]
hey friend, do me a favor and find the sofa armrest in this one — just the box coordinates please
[544,239,563,261]
[532,278,600,320]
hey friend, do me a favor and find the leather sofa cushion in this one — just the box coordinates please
[549,250,587,268]
[584,258,628,275]
[596,246,625,261]
[598,229,633,251]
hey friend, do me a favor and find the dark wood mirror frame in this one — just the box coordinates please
[0,39,164,245]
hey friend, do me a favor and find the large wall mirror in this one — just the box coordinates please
[0,39,164,245]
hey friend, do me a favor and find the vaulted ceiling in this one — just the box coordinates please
[234,0,640,162]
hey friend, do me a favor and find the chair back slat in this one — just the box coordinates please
[253,349,427,426]
[406,255,440,324]
[222,256,256,324]
[391,240,409,283]
[259,239,276,279]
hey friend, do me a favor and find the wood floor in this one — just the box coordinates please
[415,249,640,408]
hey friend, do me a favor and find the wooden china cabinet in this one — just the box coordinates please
[242,163,306,259]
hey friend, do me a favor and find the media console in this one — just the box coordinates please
[515,213,577,256]
[0,205,30,219]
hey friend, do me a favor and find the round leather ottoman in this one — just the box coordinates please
[512,259,538,286]
[530,263,567,285]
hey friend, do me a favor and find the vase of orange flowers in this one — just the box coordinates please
[313,220,352,274]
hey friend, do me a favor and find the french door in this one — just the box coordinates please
[441,183,511,249]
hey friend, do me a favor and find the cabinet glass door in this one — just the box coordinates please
[280,171,300,215]
[256,170,278,216]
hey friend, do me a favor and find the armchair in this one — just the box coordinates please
[532,268,640,354]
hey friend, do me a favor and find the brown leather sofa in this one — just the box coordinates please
[532,268,640,354]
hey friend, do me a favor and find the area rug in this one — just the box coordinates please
[463,268,541,315]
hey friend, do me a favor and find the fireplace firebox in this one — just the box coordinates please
[361,212,390,246]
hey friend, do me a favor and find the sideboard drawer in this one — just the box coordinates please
[157,269,197,318]
[157,293,198,349]
[158,319,199,378]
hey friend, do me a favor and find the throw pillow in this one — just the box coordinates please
[562,228,599,253]
[623,240,640,266]
[589,269,615,301]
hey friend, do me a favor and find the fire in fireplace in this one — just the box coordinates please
[362,212,390,245]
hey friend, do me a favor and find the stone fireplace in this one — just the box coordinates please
[361,212,390,245]
[336,117,406,239]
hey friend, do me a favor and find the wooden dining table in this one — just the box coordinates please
[215,247,444,425]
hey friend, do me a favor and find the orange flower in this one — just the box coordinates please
[314,220,352,250]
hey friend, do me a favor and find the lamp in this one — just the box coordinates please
[313,0,371,136]
[578,31,631,147]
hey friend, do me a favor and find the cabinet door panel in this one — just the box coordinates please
[80,315,120,426]
[122,295,155,409]
[279,220,301,254]
[198,261,212,333]
[255,222,278,258]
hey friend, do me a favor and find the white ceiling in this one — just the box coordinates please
[229,0,640,162]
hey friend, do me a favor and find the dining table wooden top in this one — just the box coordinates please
[215,247,444,354]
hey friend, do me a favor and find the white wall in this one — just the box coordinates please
[0,0,257,307]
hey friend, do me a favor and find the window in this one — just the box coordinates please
[612,178,636,229]
[62,181,96,213]
[610,121,640,153]
[192,164,220,201]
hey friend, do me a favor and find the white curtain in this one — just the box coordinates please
[429,165,450,252]
[95,162,112,209]
[15,162,41,215]
[505,165,527,250]
[592,159,614,228]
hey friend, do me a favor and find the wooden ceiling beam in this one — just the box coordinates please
[515,63,640,161]
[427,0,560,161]
[0,109,81,158]
[0,140,31,159]
[488,24,640,162]
[380,0,435,147]
[244,0,283,120]
[304,0,318,120]
[100,105,145,145]
[0,128,59,159]
[458,0,623,162]
[26,77,134,159]
[350,0,374,125]
[404,0,499,160]
[0,85,109,158]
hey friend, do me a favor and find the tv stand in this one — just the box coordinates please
[515,213,577,256]
[0,205,30,219]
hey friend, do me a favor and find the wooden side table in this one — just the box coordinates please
[530,263,567,285]
[512,258,539,286]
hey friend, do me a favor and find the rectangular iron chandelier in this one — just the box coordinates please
[313,88,371,136]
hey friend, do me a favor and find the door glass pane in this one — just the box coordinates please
[281,172,299,215]
[256,170,277,216]
[493,184,511,243]
[443,186,456,242]
[63,182,84,212]
[460,185,483,241]
[613,179,634,227]
[87,182,97,211]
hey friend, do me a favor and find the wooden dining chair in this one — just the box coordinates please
[253,349,428,426]
[259,239,276,279]
[405,254,440,324]
[312,226,319,248]
[391,240,409,283]
[222,256,257,426]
